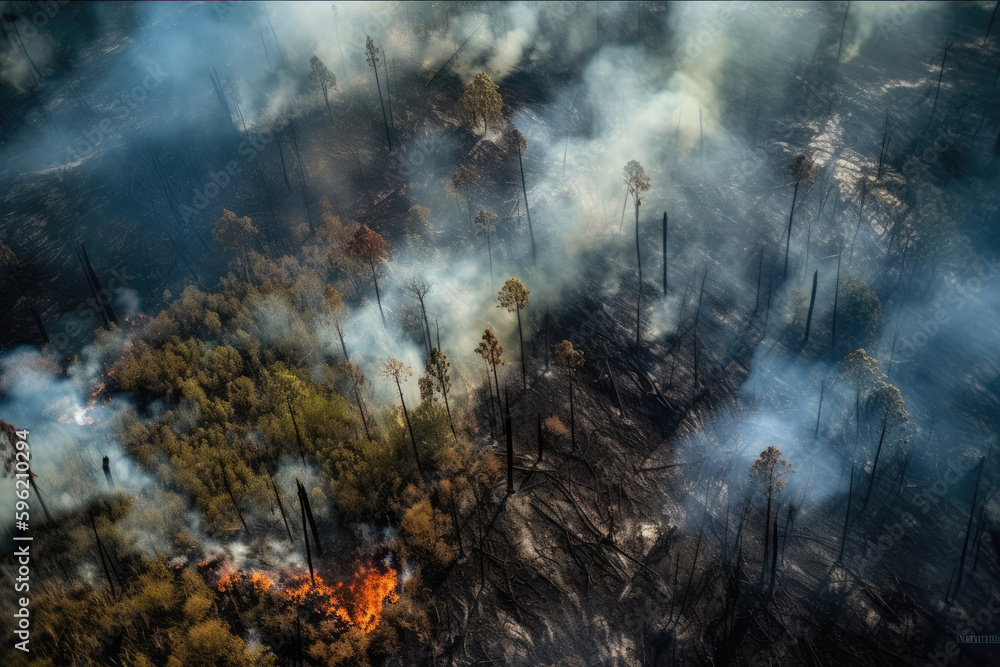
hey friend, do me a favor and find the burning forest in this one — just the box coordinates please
[2,1,1000,666]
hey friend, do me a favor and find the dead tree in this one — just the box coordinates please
[554,340,585,450]
[803,270,818,345]
[296,479,323,555]
[508,127,535,262]
[624,161,651,349]
[662,212,668,294]
[836,2,850,66]
[365,36,392,151]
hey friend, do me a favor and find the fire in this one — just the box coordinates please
[59,405,95,426]
[90,382,106,399]
[281,564,399,633]
[217,570,241,592]
[251,572,274,592]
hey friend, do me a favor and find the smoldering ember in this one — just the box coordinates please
[3,2,1000,666]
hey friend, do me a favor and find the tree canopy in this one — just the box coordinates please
[458,72,504,132]
[497,277,529,313]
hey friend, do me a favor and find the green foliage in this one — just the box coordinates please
[457,71,503,131]
[425,347,451,398]
[330,438,406,522]
[839,276,882,349]
[901,183,975,268]
[497,276,529,312]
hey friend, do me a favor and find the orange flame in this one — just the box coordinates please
[90,382,106,399]
[251,572,274,592]
[217,570,241,592]
[281,564,399,633]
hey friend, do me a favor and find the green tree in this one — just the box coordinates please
[380,357,421,478]
[474,329,505,422]
[213,209,258,281]
[348,224,389,327]
[497,277,530,390]
[426,347,457,441]
[839,276,882,349]
[458,71,503,132]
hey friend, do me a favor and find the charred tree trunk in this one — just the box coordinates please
[815,381,825,439]
[517,144,535,263]
[784,182,799,279]
[102,456,114,489]
[505,387,514,494]
[299,487,315,587]
[635,197,642,349]
[91,516,116,597]
[755,247,764,313]
[287,397,306,464]
[372,56,392,151]
[370,262,387,327]
[569,374,576,451]
[931,42,950,121]
[537,414,544,462]
[222,465,251,536]
[271,474,294,543]
[864,415,888,507]
[803,270,818,344]
[397,382,422,478]
[836,2,850,66]
[296,480,323,555]
[662,211,668,294]
[832,252,842,350]
[516,307,527,390]
[955,456,986,597]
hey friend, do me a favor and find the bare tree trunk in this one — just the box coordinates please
[930,42,950,121]
[518,146,535,262]
[955,456,986,596]
[662,211,668,294]
[505,386,514,494]
[287,397,306,463]
[836,2,850,66]
[803,270,818,344]
[537,414,544,462]
[784,181,799,279]
[516,307,527,389]
[864,415,888,506]
[832,252,842,350]
[270,474,294,543]
[371,262,387,327]
[397,383,422,477]
[815,381,825,439]
[372,59,392,151]
[569,375,576,451]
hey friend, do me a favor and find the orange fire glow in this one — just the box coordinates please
[280,564,399,633]
[251,572,274,592]
[217,570,241,592]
